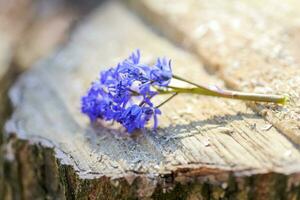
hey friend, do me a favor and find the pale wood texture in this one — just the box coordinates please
[4,1,300,199]
[129,0,300,145]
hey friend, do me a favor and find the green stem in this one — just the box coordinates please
[156,93,178,108]
[157,86,288,104]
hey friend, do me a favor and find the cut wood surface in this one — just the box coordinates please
[5,1,300,199]
[129,0,300,145]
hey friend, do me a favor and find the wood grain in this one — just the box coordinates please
[5,1,300,199]
[129,0,300,145]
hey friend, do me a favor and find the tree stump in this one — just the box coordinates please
[4,1,300,199]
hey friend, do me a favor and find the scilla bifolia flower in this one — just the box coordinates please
[81,50,287,133]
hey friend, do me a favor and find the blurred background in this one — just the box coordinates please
[0,0,101,73]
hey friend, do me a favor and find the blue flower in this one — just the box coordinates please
[128,49,141,64]
[118,105,161,132]
[81,50,172,133]
[150,58,172,86]
[81,80,123,121]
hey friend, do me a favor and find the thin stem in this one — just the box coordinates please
[139,94,155,106]
[172,74,208,90]
[157,86,287,104]
[156,93,178,108]
[132,74,287,105]
[129,89,139,95]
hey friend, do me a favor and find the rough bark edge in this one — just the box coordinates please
[0,63,20,198]
[1,134,300,200]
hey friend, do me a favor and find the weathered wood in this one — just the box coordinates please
[129,0,300,145]
[4,1,300,199]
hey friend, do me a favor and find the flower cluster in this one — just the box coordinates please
[81,50,172,133]
[81,50,288,132]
